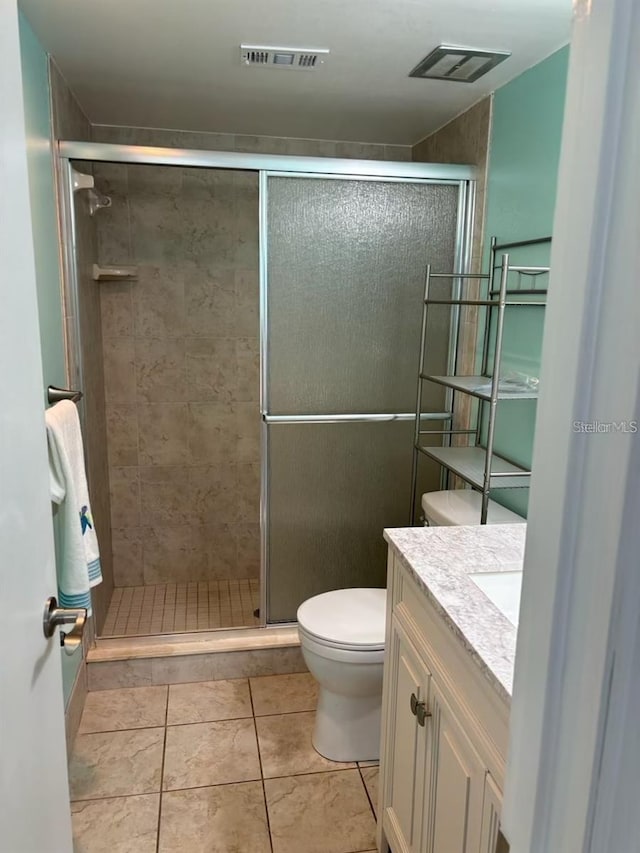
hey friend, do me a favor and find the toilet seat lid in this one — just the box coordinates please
[297,588,386,649]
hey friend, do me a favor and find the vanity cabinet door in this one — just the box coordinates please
[381,616,432,853]
[426,682,485,853]
[479,772,503,853]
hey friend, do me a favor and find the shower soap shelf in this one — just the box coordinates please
[92,263,138,281]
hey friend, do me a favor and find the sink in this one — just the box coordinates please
[469,570,523,627]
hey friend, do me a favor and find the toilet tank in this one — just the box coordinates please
[421,489,524,526]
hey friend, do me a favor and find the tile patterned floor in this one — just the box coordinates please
[69,673,379,853]
[101,579,260,637]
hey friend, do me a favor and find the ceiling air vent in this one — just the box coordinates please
[409,45,510,83]
[243,48,270,66]
[240,45,329,71]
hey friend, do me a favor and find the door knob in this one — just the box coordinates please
[43,596,87,655]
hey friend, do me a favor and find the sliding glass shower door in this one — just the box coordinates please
[264,175,463,622]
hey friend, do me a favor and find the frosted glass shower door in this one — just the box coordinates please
[265,175,461,622]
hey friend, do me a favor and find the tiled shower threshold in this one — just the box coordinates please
[87,580,301,685]
[88,624,300,664]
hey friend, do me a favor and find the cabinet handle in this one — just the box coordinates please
[416,703,431,726]
[410,692,431,725]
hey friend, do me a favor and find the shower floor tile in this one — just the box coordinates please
[101,579,259,637]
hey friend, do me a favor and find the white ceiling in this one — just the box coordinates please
[20,0,571,145]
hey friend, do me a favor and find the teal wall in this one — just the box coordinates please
[19,13,82,706]
[485,48,570,241]
[18,13,65,391]
[483,47,569,516]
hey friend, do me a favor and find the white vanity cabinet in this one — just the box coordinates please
[383,617,432,851]
[378,549,510,853]
[428,680,486,852]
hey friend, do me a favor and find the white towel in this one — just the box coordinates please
[45,400,102,614]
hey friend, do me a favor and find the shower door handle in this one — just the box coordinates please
[43,596,87,655]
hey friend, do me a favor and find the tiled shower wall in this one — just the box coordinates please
[412,99,493,451]
[412,98,491,272]
[96,164,260,587]
[91,124,412,161]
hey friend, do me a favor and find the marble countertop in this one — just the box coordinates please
[384,524,527,703]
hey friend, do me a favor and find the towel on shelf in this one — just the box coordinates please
[45,400,102,614]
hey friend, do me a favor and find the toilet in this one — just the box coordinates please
[297,587,386,763]
[296,491,521,764]
[422,489,525,526]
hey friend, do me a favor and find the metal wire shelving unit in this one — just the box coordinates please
[410,236,551,525]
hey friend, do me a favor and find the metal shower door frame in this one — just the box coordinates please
[56,158,85,413]
[56,140,475,629]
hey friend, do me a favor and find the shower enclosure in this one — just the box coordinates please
[57,142,474,636]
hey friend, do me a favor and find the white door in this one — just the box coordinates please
[0,2,73,851]
[503,0,640,850]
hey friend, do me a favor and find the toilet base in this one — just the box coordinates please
[312,688,381,763]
